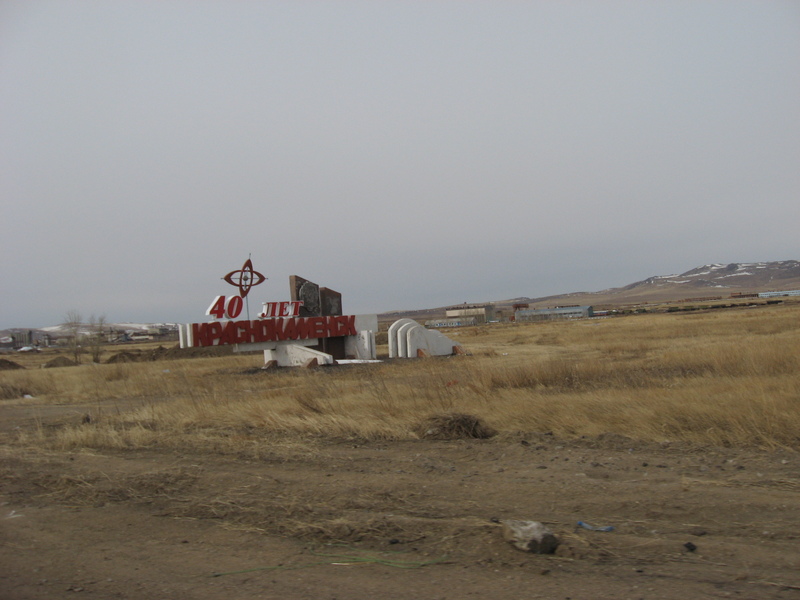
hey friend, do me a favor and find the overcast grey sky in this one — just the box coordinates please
[2,1,798,328]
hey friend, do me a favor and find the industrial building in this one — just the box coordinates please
[758,290,800,298]
[515,305,594,322]
[444,304,495,324]
[425,317,478,329]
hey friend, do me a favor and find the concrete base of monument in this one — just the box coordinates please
[262,352,384,369]
[336,359,383,364]
[264,344,335,368]
[233,324,378,368]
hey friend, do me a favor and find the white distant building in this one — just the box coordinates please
[758,290,800,298]
[425,317,478,328]
[515,306,594,322]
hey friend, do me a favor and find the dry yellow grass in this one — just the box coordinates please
[5,303,800,451]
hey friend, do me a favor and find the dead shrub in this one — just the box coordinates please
[486,360,587,391]
[0,383,31,400]
[100,362,133,382]
[420,413,496,440]
[293,393,326,415]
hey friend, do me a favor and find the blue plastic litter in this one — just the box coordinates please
[577,521,615,532]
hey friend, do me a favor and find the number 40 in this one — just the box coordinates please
[206,295,243,320]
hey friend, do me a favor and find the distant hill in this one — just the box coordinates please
[499,260,800,310]
[381,260,800,320]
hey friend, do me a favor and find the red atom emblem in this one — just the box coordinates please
[223,259,266,298]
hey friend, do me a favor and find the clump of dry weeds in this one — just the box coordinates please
[420,413,497,440]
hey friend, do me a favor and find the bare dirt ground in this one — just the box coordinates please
[1,400,799,600]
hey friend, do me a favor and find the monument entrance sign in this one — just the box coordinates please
[179,259,377,367]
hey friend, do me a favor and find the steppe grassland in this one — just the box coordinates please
[6,303,800,452]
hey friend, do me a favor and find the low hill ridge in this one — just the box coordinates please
[499,260,800,312]
[381,260,800,320]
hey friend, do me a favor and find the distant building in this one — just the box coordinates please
[515,306,594,322]
[425,317,478,329]
[445,304,495,324]
[758,290,800,298]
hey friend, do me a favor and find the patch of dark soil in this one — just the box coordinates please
[42,466,202,505]
[105,345,235,364]
[148,345,170,360]
[240,367,269,375]
[0,358,24,370]
[43,356,78,368]
[157,345,234,360]
[105,351,140,363]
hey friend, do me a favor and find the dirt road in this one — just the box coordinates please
[1,402,799,599]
